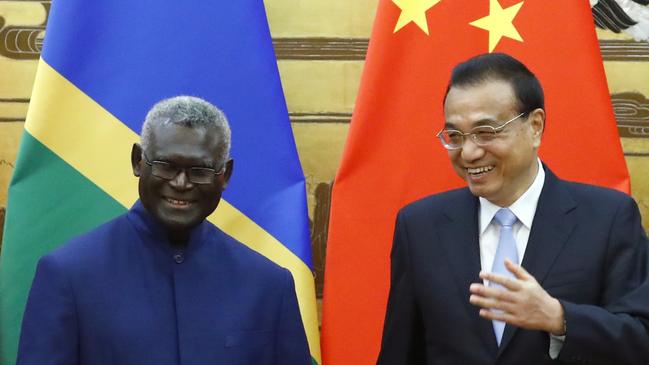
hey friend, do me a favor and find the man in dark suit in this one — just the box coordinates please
[377,53,649,364]
[17,96,311,364]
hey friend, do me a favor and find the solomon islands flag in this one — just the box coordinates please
[0,1,320,364]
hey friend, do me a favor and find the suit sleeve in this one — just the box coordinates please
[558,196,649,365]
[376,210,426,365]
[16,254,79,365]
[275,268,312,365]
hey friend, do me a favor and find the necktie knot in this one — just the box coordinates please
[494,208,517,228]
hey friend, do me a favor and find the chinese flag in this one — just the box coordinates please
[321,0,629,364]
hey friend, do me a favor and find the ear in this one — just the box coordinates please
[528,108,545,147]
[131,143,143,177]
[220,159,234,190]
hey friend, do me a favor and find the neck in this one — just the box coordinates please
[492,160,540,207]
[167,230,190,248]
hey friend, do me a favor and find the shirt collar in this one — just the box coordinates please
[479,158,545,234]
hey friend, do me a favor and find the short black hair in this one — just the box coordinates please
[444,53,544,114]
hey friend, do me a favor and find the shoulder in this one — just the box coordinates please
[543,174,643,235]
[398,187,472,220]
[30,213,132,291]
[44,212,131,266]
[539,163,633,208]
[204,223,292,279]
[556,178,635,211]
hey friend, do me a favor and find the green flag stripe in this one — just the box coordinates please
[0,130,126,365]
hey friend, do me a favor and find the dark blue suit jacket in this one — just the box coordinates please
[377,167,649,364]
[17,201,311,365]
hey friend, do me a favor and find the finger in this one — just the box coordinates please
[479,308,519,325]
[470,295,499,310]
[479,308,505,321]
[469,283,484,294]
[469,283,516,302]
[505,259,532,280]
[479,271,522,291]
[470,294,516,312]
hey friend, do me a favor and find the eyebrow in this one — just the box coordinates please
[444,118,500,130]
[152,156,215,168]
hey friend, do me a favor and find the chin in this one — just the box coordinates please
[468,185,494,200]
[467,184,483,196]
[155,211,200,231]
[167,217,201,231]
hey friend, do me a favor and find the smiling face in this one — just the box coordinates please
[132,122,232,241]
[443,79,544,206]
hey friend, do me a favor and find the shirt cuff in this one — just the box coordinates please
[548,333,566,359]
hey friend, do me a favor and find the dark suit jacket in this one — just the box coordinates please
[17,201,311,365]
[377,167,649,365]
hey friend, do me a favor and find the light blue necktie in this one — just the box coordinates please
[490,208,519,345]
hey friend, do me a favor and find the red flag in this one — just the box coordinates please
[321,0,629,364]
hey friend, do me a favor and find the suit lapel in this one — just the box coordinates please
[437,189,500,355]
[497,167,578,355]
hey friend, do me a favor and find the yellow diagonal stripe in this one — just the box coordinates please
[24,59,321,363]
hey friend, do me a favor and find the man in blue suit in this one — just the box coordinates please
[377,53,649,364]
[17,96,311,364]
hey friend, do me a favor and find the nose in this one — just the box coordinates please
[168,169,194,190]
[460,137,485,162]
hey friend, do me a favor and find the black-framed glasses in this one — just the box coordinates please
[142,153,226,184]
[436,112,528,150]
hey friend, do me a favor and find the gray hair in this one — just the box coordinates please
[140,96,231,166]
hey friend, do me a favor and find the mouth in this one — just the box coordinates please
[466,165,494,178]
[164,197,193,208]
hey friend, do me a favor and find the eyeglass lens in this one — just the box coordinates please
[151,162,219,184]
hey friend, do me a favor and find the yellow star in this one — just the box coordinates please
[469,0,524,52]
[392,0,442,35]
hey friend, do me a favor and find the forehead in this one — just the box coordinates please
[148,123,221,161]
[444,79,518,126]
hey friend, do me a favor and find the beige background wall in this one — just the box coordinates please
[1,1,649,299]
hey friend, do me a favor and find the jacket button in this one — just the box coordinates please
[173,252,184,264]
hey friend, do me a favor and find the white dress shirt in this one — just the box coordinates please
[478,158,545,277]
[477,159,564,358]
